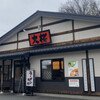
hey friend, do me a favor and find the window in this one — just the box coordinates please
[41,58,64,81]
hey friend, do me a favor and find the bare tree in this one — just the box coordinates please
[59,0,100,16]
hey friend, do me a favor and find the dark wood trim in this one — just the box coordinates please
[28,57,30,69]
[18,39,29,42]
[38,90,83,95]
[1,24,100,47]
[41,16,43,31]
[0,41,17,46]
[24,26,38,31]
[52,24,100,37]
[75,24,100,32]
[0,39,29,46]
[23,58,26,93]
[38,90,100,96]
[1,36,100,55]
[23,22,100,36]
[51,30,72,36]
[17,32,19,49]
[13,60,15,92]
[2,60,4,91]
[86,50,91,95]
[10,59,13,90]
[42,19,71,27]
[23,19,71,31]
[72,20,75,41]
[91,92,100,96]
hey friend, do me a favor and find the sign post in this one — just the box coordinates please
[26,70,35,95]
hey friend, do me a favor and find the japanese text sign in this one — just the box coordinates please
[28,30,51,46]
[26,70,33,87]
[69,79,80,87]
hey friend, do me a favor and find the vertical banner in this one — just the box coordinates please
[82,59,95,92]
[89,59,95,92]
[68,61,79,77]
[82,59,88,92]
[26,70,33,87]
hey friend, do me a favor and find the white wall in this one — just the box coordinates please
[89,49,100,77]
[75,28,100,40]
[74,20,99,29]
[27,18,41,28]
[0,16,100,52]
[3,34,17,43]
[43,17,63,24]
[30,51,85,77]
[52,33,73,43]
[0,43,17,51]
[17,17,73,49]
[43,21,72,33]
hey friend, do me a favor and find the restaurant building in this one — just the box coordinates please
[0,11,100,96]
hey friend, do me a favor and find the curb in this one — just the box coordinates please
[34,93,100,100]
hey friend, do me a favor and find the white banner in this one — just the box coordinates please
[69,79,79,87]
[89,59,95,92]
[26,70,33,87]
[82,59,88,92]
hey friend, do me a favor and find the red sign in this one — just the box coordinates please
[28,30,51,46]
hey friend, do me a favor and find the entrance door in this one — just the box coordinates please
[14,60,29,93]
[3,60,12,92]
[14,65,23,93]
[0,60,12,92]
[0,66,2,91]
[82,58,95,94]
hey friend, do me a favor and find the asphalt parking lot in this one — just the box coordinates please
[0,94,84,100]
[0,93,99,100]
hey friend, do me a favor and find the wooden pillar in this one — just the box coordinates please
[1,60,4,92]
[28,57,30,69]
[86,50,91,95]
[10,59,13,92]
[72,20,75,42]
[23,58,26,94]
[17,32,19,49]
[13,61,15,93]
[41,16,43,31]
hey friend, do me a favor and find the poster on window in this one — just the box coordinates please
[68,61,79,77]
[26,70,33,87]
[69,79,79,87]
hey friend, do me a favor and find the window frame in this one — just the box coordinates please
[40,58,65,82]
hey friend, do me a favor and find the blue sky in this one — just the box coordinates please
[0,0,67,37]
